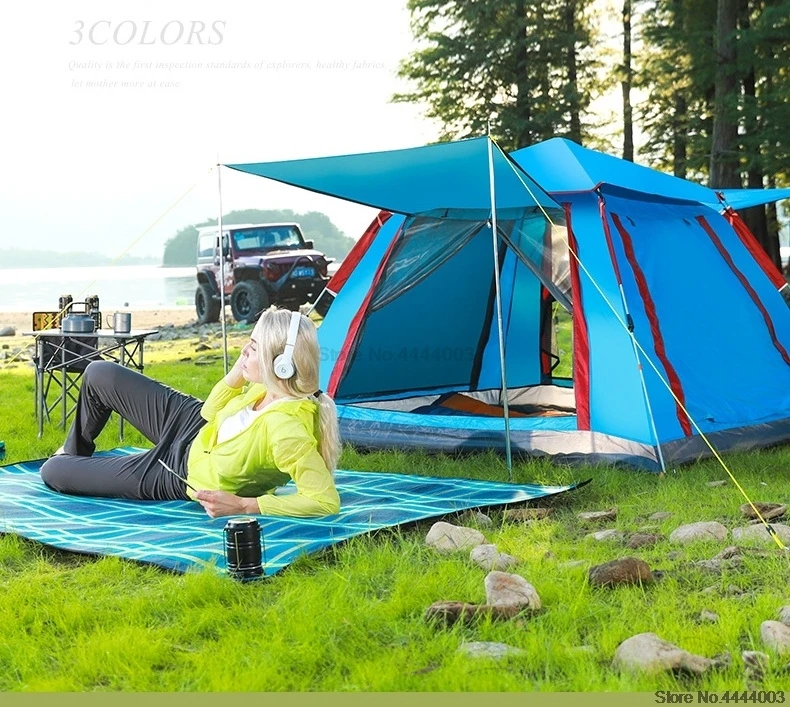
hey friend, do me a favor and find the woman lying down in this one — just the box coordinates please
[40,308,341,518]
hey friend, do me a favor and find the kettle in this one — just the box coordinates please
[61,312,96,334]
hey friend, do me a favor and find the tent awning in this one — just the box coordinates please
[511,138,790,211]
[225,137,560,215]
[717,188,790,210]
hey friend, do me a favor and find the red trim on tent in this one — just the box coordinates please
[609,212,693,437]
[327,210,393,294]
[564,203,590,430]
[696,214,790,366]
[723,208,786,289]
[327,222,402,397]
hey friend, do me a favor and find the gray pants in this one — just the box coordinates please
[40,361,207,501]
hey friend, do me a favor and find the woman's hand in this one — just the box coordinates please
[224,352,247,389]
[195,490,259,518]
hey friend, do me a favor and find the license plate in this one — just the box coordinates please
[291,267,314,278]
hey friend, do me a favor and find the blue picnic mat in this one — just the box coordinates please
[0,448,585,577]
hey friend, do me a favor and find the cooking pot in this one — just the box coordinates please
[61,312,96,334]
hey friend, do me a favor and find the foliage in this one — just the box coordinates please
[2,345,790,690]
[638,0,790,187]
[395,0,606,150]
[162,209,356,267]
[737,0,790,187]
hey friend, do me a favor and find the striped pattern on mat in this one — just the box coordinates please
[0,448,583,577]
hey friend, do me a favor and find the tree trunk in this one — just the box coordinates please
[737,0,780,267]
[709,0,741,188]
[739,35,773,263]
[514,0,533,148]
[670,0,688,178]
[565,0,582,144]
[622,0,634,161]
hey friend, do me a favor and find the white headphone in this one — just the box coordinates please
[273,311,302,379]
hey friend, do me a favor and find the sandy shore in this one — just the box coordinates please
[0,308,199,333]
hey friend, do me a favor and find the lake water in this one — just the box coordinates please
[0,263,342,313]
[0,265,202,312]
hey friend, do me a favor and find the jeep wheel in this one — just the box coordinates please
[195,284,221,324]
[230,281,269,323]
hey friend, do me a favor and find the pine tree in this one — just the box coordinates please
[395,0,602,150]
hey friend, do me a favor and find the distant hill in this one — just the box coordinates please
[162,209,357,267]
[0,249,158,268]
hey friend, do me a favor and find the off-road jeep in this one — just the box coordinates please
[195,222,332,324]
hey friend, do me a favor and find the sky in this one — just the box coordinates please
[0,0,440,259]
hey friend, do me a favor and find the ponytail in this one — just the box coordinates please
[314,392,341,472]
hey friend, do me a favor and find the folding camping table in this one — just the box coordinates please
[26,328,158,439]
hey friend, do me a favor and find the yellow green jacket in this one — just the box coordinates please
[186,380,340,517]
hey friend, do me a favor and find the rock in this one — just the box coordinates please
[669,521,728,544]
[707,480,728,487]
[692,557,743,574]
[761,621,790,654]
[425,521,486,553]
[424,601,519,626]
[484,571,541,611]
[424,601,481,625]
[742,650,769,687]
[585,529,625,542]
[715,546,742,560]
[740,502,787,521]
[457,642,525,659]
[613,633,717,675]
[733,524,790,546]
[649,512,672,521]
[503,507,552,522]
[627,533,662,549]
[469,544,518,571]
[588,557,653,588]
[578,508,617,523]
[779,606,790,626]
[459,510,493,527]
[699,610,719,623]
[0,326,15,337]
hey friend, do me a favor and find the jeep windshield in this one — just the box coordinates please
[231,226,303,252]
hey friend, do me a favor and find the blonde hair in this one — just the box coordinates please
[253,307,341,471]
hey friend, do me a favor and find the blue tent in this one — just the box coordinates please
[227,138,790,470]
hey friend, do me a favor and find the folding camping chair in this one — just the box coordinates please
[31,311,102,433]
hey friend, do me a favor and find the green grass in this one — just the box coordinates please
[1,355,790,691]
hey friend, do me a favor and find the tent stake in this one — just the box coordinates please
[487,137,513,480]
[217,161,229,375]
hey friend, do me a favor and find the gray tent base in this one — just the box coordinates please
[339,415,790,473]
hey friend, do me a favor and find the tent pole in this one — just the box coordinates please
[487,136,513,480]
[217,161,229,375]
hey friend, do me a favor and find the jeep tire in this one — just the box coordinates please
[230,281,269,323]
[195,283,221,324]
